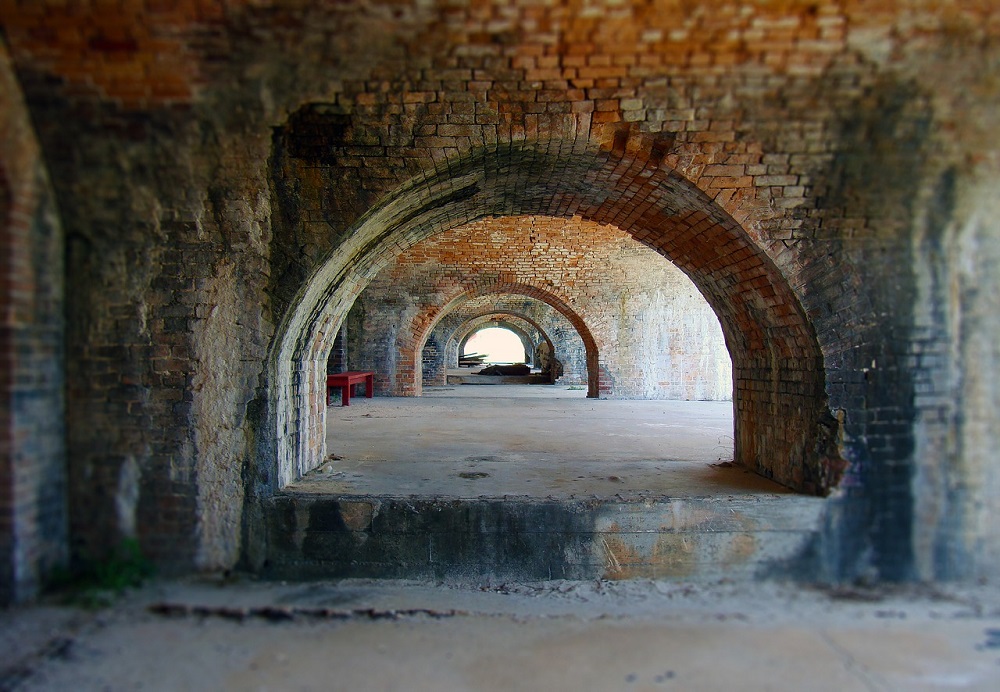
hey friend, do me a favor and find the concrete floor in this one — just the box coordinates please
[5,577,1000,690]
[292,385,784,499]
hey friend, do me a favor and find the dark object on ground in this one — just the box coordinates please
[477,364,531,376]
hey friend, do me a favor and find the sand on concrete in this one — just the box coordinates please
[4,576,1000,691]
[296,386,783,499]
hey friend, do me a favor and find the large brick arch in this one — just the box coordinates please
[1,0,995,586]
[271,141,837,493]
[406,283,602,397]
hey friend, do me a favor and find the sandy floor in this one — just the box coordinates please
[3,577,1000,691]
[302,388,775,499]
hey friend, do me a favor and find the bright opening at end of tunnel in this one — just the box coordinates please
[464,327,526,364]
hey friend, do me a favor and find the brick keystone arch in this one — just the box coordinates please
[406,284,601,398]
[270,141,840,494]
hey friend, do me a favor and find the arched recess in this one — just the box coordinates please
[401,281,602,398]
[269,142,838,494]
[442,313,554,386]
[446,296,588,386]
[457,317,542,366]
[458,320,537,364]
[423,314,541,387]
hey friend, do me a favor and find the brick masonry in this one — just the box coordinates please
[0,37,67,604]
[352,215,731,400]
[1,1,999,596]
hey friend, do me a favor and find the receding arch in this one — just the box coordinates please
[458,321,538,366]
[423,295,588,388]
[406,282,603,398]
[269,141,837,493]
[437,311,560,386]
[457,317,543,366]
[356,212,732,402]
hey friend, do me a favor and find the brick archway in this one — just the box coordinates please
[391,282,602,399]
[455,317,545,368]
[408,284,601,397]
[451,315,583,386]
[271,142,839,494]
[423,294,588,389]
[455,315,547,370]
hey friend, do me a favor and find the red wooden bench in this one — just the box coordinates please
[326,371,374,406]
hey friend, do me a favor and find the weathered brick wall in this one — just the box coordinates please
[0,130,9,605]
[907,176,1000,582]
[0,38,67,604]
[353,215,731,400]
[2,1,999,583]
[0,28,280,574]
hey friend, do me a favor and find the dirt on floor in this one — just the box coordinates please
[3,576,1000,691]
[317,392,751,499]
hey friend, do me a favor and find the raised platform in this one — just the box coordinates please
[263,393,828,583]
[446,368,551,385]
[264,492,825,582]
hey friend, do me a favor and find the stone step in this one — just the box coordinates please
[263,493,827,582]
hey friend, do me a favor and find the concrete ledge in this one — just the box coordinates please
[264,494,826,583]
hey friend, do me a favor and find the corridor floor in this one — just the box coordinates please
[290,385,787,498]
[4,576,999,691]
